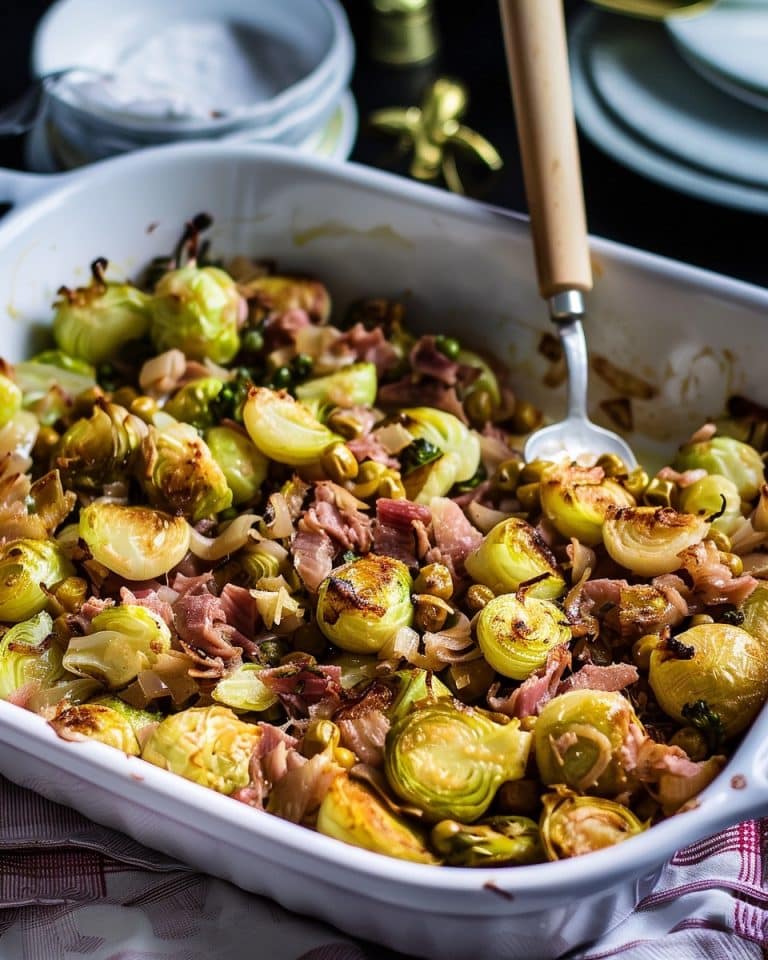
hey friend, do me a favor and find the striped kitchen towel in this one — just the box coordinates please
[0,774,765,960]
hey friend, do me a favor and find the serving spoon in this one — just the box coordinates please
[499,0,637,469]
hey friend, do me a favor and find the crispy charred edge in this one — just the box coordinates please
[607,505,697,530]
[49,703,112,739]
[321,555,408,625]
[57,257,109,304]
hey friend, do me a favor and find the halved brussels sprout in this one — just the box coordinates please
[456,349,501,407]
[211,663,278,713]
[54,402,148,492]
[431,815,543,866]
[49,702,141,754]
[742,584,768,645]
[387,667,453,724]
[464,518,566,600]
[141,705,262,794]
[164,377,224,430]
[140,414,232,521]
[63,605,172,689]
[316,554,414,654]
[602,506,707,577]
[648,623,768,738]
[0,611,63,700]
[0,373,21,430]
[673,435,765,500]
[14,353,96,426]
[149,264,242,363]
[53,260,151,365]
[295,362,378,411]
[0,410,38,461]
[317,776,438,864]
[204,425,268,506]
[79,501,190,580]
[678,474,743,537]
[93,695,160,734]
[398,408,480,502]
[540,788,645,860]
[243,387,341,467]
[476,593,571,681]
[0,538,74,622]
[534,690,640,796]
[539,464,636,547]
[385,701,532,822]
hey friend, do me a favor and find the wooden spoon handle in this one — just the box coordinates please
[499,0,592,299]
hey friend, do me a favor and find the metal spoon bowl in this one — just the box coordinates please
[523,301,637,467]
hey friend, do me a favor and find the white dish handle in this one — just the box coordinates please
[0,167,67,209]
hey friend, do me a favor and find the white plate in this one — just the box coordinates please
[24,90,358,172]
[667,0,768,100]
[570,9,768,213]
[587,12,768,190]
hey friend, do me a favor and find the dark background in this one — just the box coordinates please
[0,1,764,288]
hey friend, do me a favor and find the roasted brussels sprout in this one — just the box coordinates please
[295,362,378,411]
[534,690,640,796]
[476,593,571,680]
[385,701,532,822]
[465,517,566,600]
[400,407,481,501]
[387,667,453,724]
[316,554,414,654]
[431,815,543,866]
[52,259,151,365]
[49,702,142,754]
[204,425,268,505]
[211,663,278,713]
[0,538,74,622]
[0,611,63,700]
[140,414,232,521]
[141,705,262,794]
[79,501,190,580]
[539,464,636,547]
[673,435,765,500]
[0,373,21,430]
[13,353,96,426]
[742,584,768,645]
[241,274,330,323]
[243,387,341,467]
[677,474,743,537]
[149,263,242,363]
[602,506,707,576]
[540,788,645,860]
[163,377,224,430]
[62,605,172,689]
[648,623,768,738]
[54,402,148,491]
[317,775,437,863]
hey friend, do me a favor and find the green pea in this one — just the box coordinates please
[435,335,460,360]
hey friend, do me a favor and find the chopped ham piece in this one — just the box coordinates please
[303,482,372,554]
[292,520,336,592]
[677,540,758,607]
[655,466,707,487]
[372,498,431,570]
[561,662,639,693]
[337,710,390,767]
[409,335,461,386]
[218,584,261,657]
[232,725,300,809]
[263,307,311,350]
[333,323,399,377]
[488,644,571,718]
[347,433,399,467]
[120,585,175,628]
[377,377,468,423]
[429,497,482,577]
[173,591,243,677]
[260,660,343,719]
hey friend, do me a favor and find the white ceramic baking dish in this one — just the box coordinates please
[0,143,767,960]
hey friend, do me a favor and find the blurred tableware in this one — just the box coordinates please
[26,91,358,172]
[588,0,716,19]
[666,0,768,109]
[588,14,768,188]
[570,8,768,213]
[31,0,353,162]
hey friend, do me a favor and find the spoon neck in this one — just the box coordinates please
[552,311,590,421]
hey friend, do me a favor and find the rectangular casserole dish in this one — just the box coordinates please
[0,143,767,960]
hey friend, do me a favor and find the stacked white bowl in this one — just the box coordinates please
[27,0,356,170]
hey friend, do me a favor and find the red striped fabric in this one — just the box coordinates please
[0,775,765,959]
